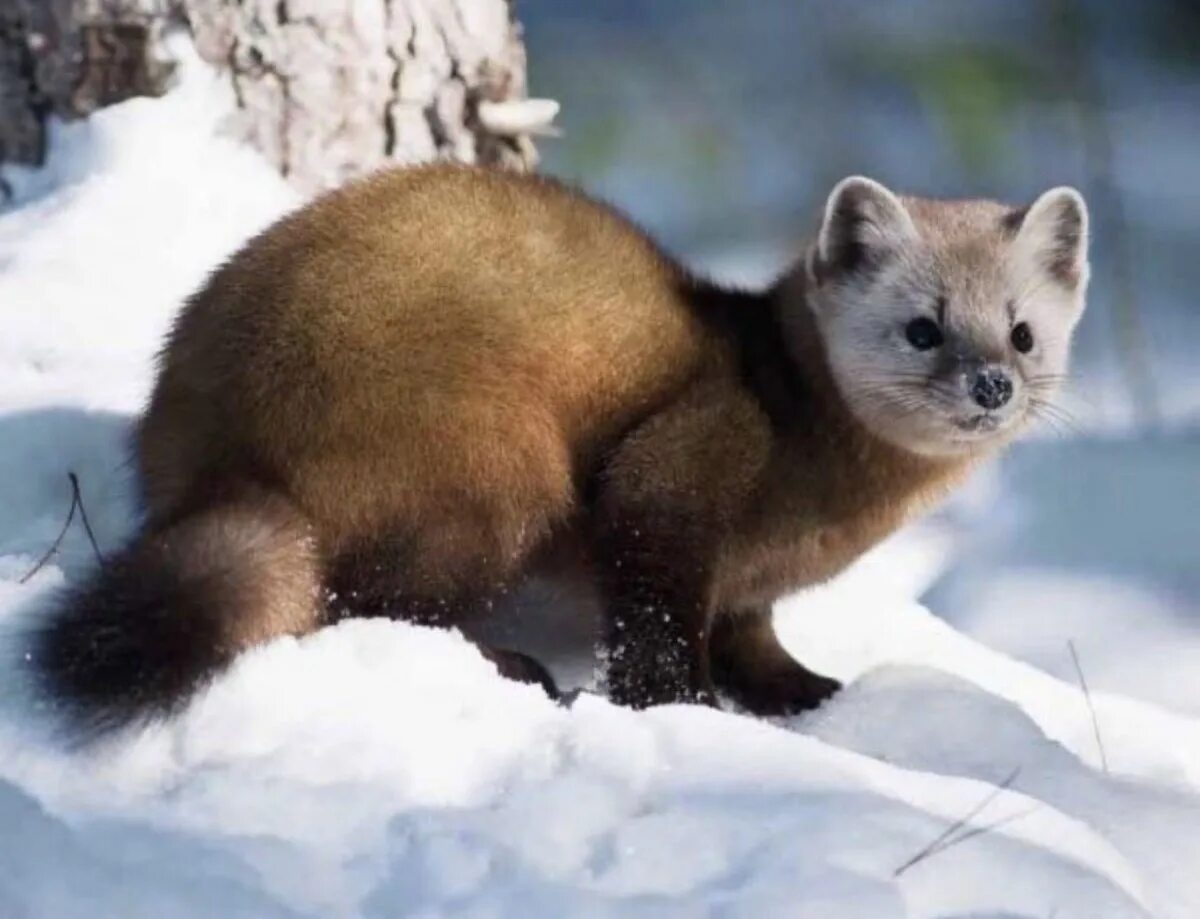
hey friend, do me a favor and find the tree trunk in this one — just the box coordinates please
[0,0,549,192]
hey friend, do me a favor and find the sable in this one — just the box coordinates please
[29,165,1089,735]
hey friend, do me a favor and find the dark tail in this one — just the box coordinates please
[29,491,320,739]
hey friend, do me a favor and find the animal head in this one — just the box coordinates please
[803,176,1089,458]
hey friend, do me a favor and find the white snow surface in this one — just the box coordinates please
[1,62,1198,918]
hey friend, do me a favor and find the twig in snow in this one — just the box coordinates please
[18,472,103,583]
[1068,639,1109,773]
[893,766,1021,877]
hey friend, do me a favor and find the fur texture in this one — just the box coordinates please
[30,165,1089,735]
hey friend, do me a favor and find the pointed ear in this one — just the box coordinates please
[1005,186,1090,289]
[813,176,918,284]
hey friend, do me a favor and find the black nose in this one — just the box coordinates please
[970,367,1013,410]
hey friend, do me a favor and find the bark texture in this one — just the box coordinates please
[1,0,540,191]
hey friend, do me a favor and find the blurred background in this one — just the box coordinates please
[521,0,1200,713]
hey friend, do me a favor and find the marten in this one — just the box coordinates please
[30,165,1089,737]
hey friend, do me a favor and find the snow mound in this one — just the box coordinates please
[1,56,1198,918]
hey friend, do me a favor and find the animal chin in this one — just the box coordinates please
[956,414,1001,434]
[949,409,1027,448]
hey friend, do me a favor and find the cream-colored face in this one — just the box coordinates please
[805,176,1090,458]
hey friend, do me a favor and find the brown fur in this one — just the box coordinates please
[33,164,1085,732]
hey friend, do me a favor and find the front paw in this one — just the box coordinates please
[718,662,841,717]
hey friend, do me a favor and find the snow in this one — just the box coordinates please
[1,56,1198,918]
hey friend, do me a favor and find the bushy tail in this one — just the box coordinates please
[29,490,320,739]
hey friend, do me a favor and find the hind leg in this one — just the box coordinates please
[323,510,522,626]
[479,648,560,698]
[322,515,561,698]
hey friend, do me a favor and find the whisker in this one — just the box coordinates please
[853,382,941,421]
[1030,395,1080,425]
[1025,373,1070,386]
[1027,398,1082,437]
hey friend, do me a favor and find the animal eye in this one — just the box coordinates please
[1011,322,1034,354]
[905,317,944,351]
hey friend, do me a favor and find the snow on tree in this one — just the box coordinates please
[0,0,556,193]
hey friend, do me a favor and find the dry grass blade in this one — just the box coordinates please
[70,472,104,565]
[18,472,103,584]
[915,804,1041,861]
[893,765,1021,877]
[1068,639,1109,773]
